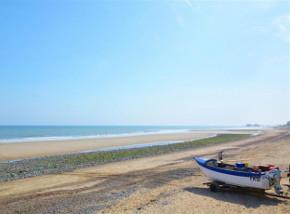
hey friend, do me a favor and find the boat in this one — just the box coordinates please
[194,155,283,194]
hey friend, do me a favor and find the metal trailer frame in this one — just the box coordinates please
[203,181,290,200]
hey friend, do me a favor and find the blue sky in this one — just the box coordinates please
[0,0,289,126]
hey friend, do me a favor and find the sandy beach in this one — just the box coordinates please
[0,130,255,161]
[0,128,289,213]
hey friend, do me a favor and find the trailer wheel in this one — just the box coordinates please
[209,183,219,192]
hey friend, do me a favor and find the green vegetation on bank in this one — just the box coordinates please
[63,134,250,165]
[1,134,251,182]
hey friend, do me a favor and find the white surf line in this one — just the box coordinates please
[0,129,193,144]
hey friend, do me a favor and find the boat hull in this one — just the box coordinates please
[195,158,270,190]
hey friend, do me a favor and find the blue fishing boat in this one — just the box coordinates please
[194,155,283,194]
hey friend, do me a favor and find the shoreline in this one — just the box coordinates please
[0,129,193,144]
[0,133,252,182]
[0,127,263,144]
[0,130,258,161]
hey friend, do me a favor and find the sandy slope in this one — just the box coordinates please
[0,131,218,161]
[0,129,289,213]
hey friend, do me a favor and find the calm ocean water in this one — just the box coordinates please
[0,125,232,143]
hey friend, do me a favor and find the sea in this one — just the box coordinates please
[0,125,233,143]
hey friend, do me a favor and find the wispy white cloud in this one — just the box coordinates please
[182,0,201,12]
[171,0,200,28]
[183,0,193,8]
[273,14,290,43]
[175,12,185,27]
[253,13,290,43]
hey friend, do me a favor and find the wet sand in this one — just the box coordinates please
[0,130,255,161]
[0,128,289,213]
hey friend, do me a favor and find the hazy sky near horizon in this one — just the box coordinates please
[0,0,289,126]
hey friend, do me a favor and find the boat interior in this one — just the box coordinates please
[205,159,275,173]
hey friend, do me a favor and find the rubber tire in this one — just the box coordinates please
[210,183,219,192]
